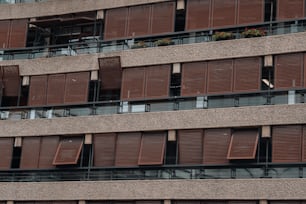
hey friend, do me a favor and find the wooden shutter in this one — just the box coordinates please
[145,65,171,99]
[115,132,141,166]
[0,20,10,48]
[28,75,48,106]
[237,0,264,24]
[64,72,90,104]
[272,125,302,163]
[47,74,66,105]
[178,129,203,164]
[20,137,41,169]
[151,2,175,34]
[207,60,234,94]
[53,137,83,165]
[181,61,207,96]
[233,57,261,92]
[93,133,116,167]
[121,68,145,100]
[203,128,231,164]
[104,7,128,40]
[303,126,306,162]
[8,19,28,48]
[138,132,166,165]
[227,129,259,159]
[211,0,236,28]
[0,138,14,169]
[99,57,122,90]
[2,65,20,97]
[275,53,303,89]
[186,0,211,31]
[127,5,151,37]
[38,136,59,169]
[277,0,305,20]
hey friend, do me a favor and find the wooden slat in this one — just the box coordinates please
[127,4,151,37]
[237,0,264,24]
[47,74,66,105]
[38,136,60,169]
[98,57,122,90]
[0,20,10,48]
[104,7,128,40]
[93,133,116,167]
[53,137,83,165]
[0,138,14,169]
[121,68,146,100]
[185,0,211,31]
[211,0,236,27]
[20,137,41,169]
[28,75,48,106]
[64,72,90,104]
[8,19,28,48]
[151,1,175,34]
[277,0,305,20]
[2,65,20,97]
[138,132,166,165]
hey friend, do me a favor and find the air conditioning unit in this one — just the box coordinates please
[0,111,9,120]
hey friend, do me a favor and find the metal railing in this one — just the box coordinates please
[0,0,46,4]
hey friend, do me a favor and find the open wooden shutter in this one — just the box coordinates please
[0,20,10,48]
[185,0,211,31]
[227,129,259,159]
[178,129,203,164]
[8,19,28,48]
[20,137,41,169]
[98,57,122,90]
[38,136,59,169]
[277,0,305,20]
[64,72,89,104]
[28,75,48,106]
[272,125,302,163]
[2,65,20,97]
[53,137,83,165]
[181,62,207,96]
[47,74,66,105]
[104,7,128,40]
[127,5,151,37]
[121,68,146,100]
[0,138,14,169]
[115,132,141,166]
[93,133,116,167]
[151,2,175,34]
[237,0,264,24]
[211,0,236,28]
[203,128,231,164]
[138,132,166,165]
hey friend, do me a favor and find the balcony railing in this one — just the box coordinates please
[0,0,46,4]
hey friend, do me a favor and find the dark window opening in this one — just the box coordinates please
[175,9,186,32]
[11,147,21,169]
[88,80,98,102]
[261,66,274,90]
[80,144,92,167]
[165,140,177,164]
[19,86,29,106]
[1,96,19,107]
[170,72,181,97]
[99,89,121,101]
[264,0,276,22]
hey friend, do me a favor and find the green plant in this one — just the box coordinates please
[131,41,147,49]
[154,38,174,46]
[212,31,234,41]
[241,28,266,38]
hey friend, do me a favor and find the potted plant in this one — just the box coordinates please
[131,41,147,49]
[154,38,174,46]
[212,31,235,41]
[241,28,266,38]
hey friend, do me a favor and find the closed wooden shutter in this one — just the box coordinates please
[20,137,41,169]
[121,68,145,100]
[211,0,236,28]
[277,0,305,20]
[47,74,66,105]
[28,75,48,106]
[227,129,259,159]
[237,0,264,24]
[38,136,59,169]
[145,65,170,99]
[178,129,203,164]
[64,72,89,104]
[138,132,166,165]
[8,19,28,48]
[115,132,141,166]
[275,53,303,89]
[0,20,10,48]
[207,60,234,94]
[186,0,211,31]
[233,57,261,92]
[2,65,20,97]
[53,137,83,165]
[151,2,175,34]
[93,133,116,167]
[272,125,302,163]
[302,126,306,162]
[181,61,207,96]
[104,7,128,40]
[203,128,231,164]
[98,57,122,90]
[0,138,13,169]
[127,5,151,37]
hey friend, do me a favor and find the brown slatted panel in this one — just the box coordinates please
[237,0,264,24]
[8,19,28,48]
[93,133,116,167]
[302,126,306,162]
[20,137,41,169]
[145,65,170,99]
[203,128,231,164]
[138,132,166,165]
[207,60,233,94]
[275,53,303,89]
[178,129,203,164]
[53,137,83,165]
[2,65,20,96]
[186,0,211,31]
[121,68,145,100]
[38,136,60,169]
[272,125,302,163]
[28,75,48,106]
[181,61,207,96]
[115,132,141,166]
[64,72,89,104]
[98,57,122,90]
[227,129,259,159]
[233,57,261,92]
[151,2,175,34]
[104,7,128,40]
[0,20,10,48]
[47,74,66,105]
[211,0,236,27]
[277,0,305,20]
[0,138,13,169]
[127,4,151,37]
[0,66,3,93]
